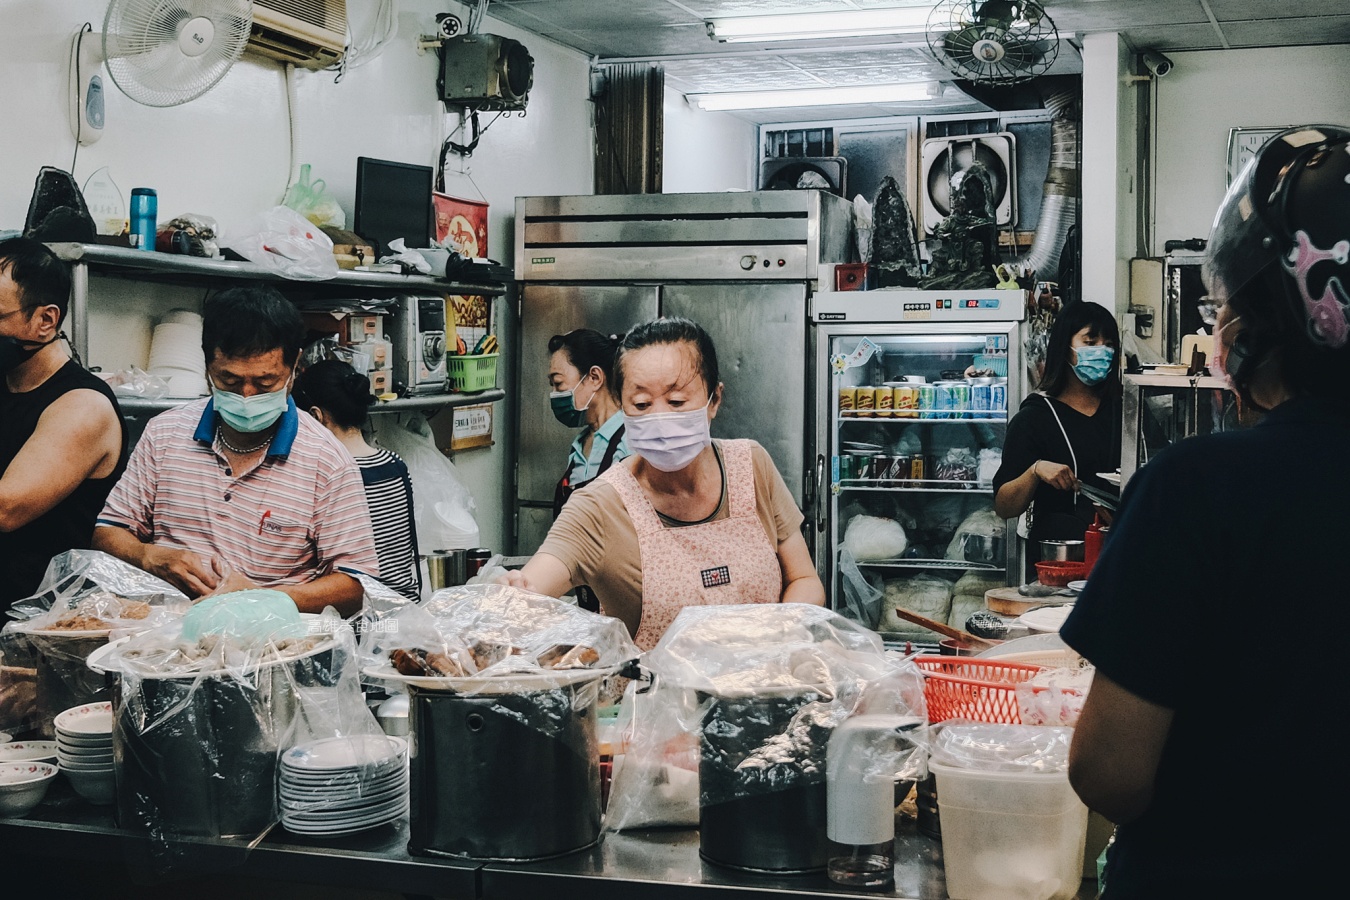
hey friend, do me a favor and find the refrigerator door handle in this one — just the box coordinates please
[815,453,827,532]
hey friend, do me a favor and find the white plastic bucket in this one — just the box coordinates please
[930,759,1089,900]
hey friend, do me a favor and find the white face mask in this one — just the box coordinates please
[622,403,712,472]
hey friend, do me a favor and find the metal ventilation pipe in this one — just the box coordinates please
[1016,84,1080,280]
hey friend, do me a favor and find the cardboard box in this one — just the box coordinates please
[302,311,383,345]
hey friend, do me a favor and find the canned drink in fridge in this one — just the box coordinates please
[991,380,1007,416]
[946,381,971,418]
[871,455,892,484]
[855,387,877,417]
[838,387,858,417]
[915,383,937,418]
[875,386,894,417]
[932,381,956,419]
[894,386,917,418]
[910,455,926,484]
[970,383,993,418]
[838,454,857,482]
[893,454,912,487]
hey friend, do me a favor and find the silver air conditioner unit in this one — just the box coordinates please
[920,133,1016,233]
[439,34,534,111]
[247,0,347,70]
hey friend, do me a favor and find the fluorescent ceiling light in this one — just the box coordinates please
[707,9,932,43]
[689,82,937,112]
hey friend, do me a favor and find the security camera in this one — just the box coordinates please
[1141,50,1174,77]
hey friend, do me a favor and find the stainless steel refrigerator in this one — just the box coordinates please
[512,190,854,555]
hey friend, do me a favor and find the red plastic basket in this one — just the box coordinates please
[914,656,1046,724]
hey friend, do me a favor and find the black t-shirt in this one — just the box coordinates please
[992,392,1120,573]
[0,360,128,610]
[1060,397,1345,898]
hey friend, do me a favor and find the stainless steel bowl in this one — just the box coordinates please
[1039,539,1085,562]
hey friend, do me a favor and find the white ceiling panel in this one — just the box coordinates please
[485,0,1350,123]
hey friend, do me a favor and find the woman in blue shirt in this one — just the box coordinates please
[548,329,630,516]
[546,329,629,612]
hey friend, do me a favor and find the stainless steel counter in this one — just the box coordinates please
[1,779,1096,899]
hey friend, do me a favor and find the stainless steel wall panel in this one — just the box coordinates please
[659,282,809,504]
[516,284,659,503]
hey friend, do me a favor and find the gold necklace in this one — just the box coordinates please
[216,426,273,455]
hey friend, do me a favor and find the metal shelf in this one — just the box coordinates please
[117,388,504,416]
[837,481,991,493]
[48,242,507,297]
[854,558,1004,572]
[838,415,1007,424]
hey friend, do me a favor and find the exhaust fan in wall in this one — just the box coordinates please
[759,157,848,196]
[920,134,1016,232]
[439,33,534,111]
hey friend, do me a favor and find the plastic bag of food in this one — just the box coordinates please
[94,600,383,871]
[945,507,1005,563]
[878,573,952,635]
[282,163,346,230]
[949,570,1005,630]
[2,550,190,738]
[224,205,338,280]
[843,514,908,561]
[1015,666,1094,727]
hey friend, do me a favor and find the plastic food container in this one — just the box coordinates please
[931,759,1089,900]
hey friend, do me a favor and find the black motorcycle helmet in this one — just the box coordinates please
[1203,125,1350,396]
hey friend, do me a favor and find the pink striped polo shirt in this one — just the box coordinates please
[98,397,379,585]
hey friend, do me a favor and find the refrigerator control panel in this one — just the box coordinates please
[812,289,1026,323]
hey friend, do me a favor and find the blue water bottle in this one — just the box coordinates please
[129,188,157,251]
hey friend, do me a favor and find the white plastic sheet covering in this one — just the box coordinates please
[0,550,189,736]
[95,599,382,870]
[605,604,927,831]
[930,723,1074,773]
[358,583,640,689]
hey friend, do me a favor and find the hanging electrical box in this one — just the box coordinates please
[438,33,533,111]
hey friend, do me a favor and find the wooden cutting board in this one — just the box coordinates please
[984,587,1072,617]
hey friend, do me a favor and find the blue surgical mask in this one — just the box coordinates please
[212,374,293,433]
[1071,345,1115,386]
[550,378,594,429]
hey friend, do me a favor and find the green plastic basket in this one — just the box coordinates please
[446,352,499,392]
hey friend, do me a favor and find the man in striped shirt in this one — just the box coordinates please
[93,287,378,615]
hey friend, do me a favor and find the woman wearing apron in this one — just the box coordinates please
[506,317,825,650]
[546,328,629,611]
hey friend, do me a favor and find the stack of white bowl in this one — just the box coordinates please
[54,701,115,804]
[279,735,408,836]
[147,309,207,398]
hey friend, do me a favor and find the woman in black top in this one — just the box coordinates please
[992,300,1121,579]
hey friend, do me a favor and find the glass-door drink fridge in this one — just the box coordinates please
[811,288,1028,644]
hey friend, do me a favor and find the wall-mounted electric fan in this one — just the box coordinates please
[102,0,254,107]
[927,1,1059,86]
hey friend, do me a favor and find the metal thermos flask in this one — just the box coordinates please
[129,188,157,251]
[425,549,467,591]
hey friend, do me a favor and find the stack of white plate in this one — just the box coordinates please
[54,701,115,804]
[279,735,408,836]
[147,309,207,398]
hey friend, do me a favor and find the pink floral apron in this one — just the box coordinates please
[602,439,783,651]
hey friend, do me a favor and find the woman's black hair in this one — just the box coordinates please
[1038,300,1122,398]
[547,328,621,390]
[0,236,71,324]
[613,316,719,398]
[293,359,375,429]
[202,285,305,366]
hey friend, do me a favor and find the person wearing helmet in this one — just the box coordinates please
[1062,125,1349,897]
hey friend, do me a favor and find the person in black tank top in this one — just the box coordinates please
[0,238,128,611]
